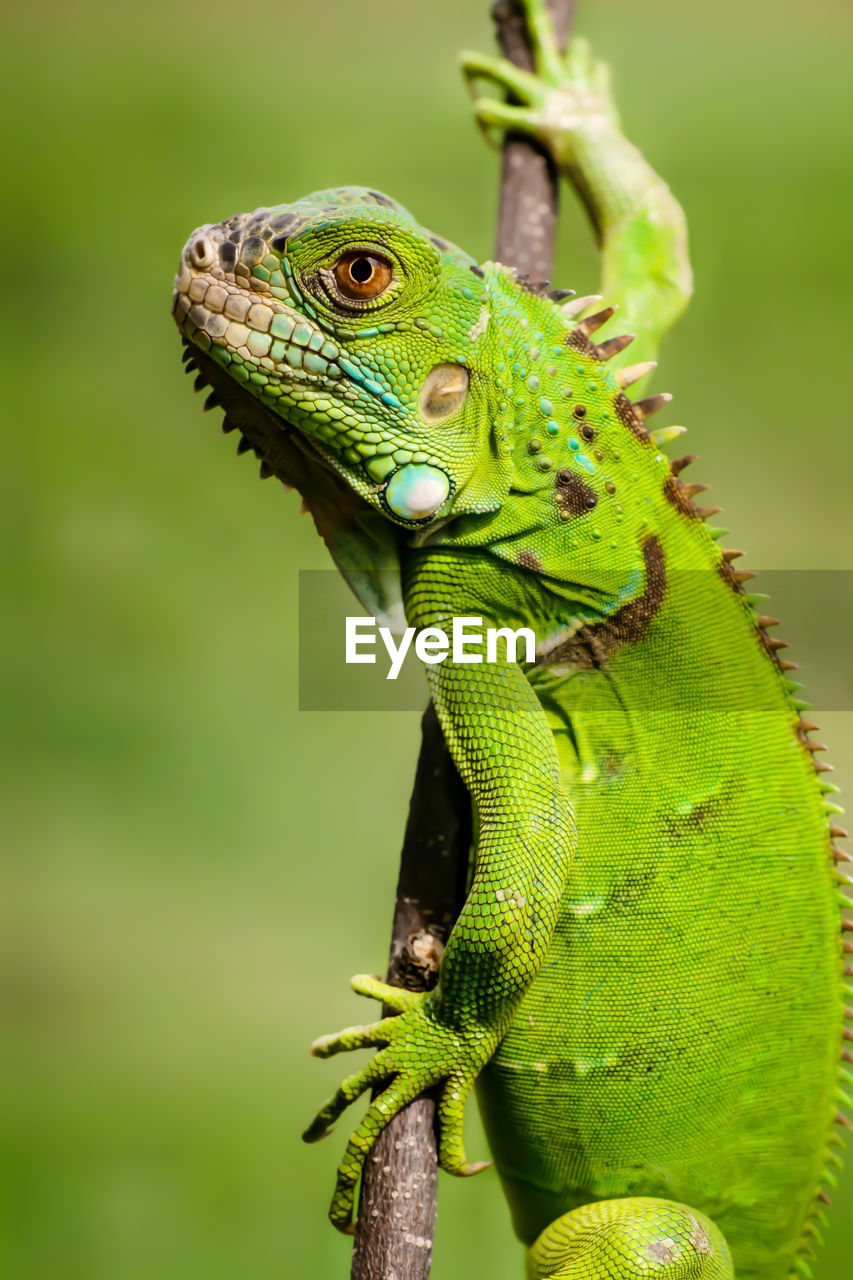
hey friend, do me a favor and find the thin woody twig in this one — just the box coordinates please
[350,704,471,1278]
[350,3,574,1275]
[494,0,576,280]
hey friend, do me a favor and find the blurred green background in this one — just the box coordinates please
[3,0,852,1275]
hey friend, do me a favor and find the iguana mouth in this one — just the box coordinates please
[172,223,454,526]
[178,336,345,496]
[172,223,392,506]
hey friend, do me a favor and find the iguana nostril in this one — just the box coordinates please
[189,235,216,269]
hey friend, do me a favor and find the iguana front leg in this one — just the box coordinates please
[304,563,576,1232]
[461,0,692,363]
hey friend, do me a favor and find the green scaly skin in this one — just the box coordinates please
[172,5,850,1276]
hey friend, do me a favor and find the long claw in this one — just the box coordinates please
[328,1075,425,1233]
[435,1075,485,1177]
[302,1054,391,1144]
[350,973,420,1013]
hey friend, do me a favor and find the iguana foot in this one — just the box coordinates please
[460,2,619,166]
[304,974,495,1233]
[528,1198,733,1279]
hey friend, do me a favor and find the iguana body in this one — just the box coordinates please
[172,5,850,1276]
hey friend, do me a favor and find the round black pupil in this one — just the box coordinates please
[350,257,373,284]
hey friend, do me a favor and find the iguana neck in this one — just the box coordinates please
[430,266,712,617]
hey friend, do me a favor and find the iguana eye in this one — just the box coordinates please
[333,251,393,300]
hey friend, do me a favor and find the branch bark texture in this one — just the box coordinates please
[493,0,575,279]
[350,3,573,1274]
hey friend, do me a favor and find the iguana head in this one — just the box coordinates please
[173,187,514,533]
[174,186,665,628]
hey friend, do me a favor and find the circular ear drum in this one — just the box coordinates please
[419,364,469,423]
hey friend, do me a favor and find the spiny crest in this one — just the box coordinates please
[558,296,678,443]
[515,273,554,298]
[555,310,851,1019]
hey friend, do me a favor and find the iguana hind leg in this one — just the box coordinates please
[527,1198,733,1279]
[461,0,692,362]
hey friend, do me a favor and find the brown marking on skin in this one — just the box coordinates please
[663,471,701,518]
[517,549,543,572]
[368,190,396,209]
[565,326,595,360]
[607,871,654,914]
[601,753,624,777]
[565,324,651,441]
[688,1217,713,1256]
[554,469,598,517]
[646,1240,678,1266]
[662,798,717,844]
[536,536,666,671]
[614,392,651,442]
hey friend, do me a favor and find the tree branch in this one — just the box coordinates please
[350,4,573,1274]
[350,704,471,1278]
[493,0,576,279]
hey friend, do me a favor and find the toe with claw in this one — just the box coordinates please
[304,973,497,1233]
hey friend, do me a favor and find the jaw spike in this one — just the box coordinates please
[203,392,219,412]
[831,826,849,839]
[633,392,672,419]
[193,373,206,393]
[756,615,780,629]
[695,505,723,521]
[594,334,635,360]
[237,436,252,455]
[549,288,576,302]
[575,305,617,337]
[616,361,657,389]
[561,294,602,318]
[682,482,712,499]
[259,461,274,480]
[181,346,194,364]
[650,425,687,446]
[722,548,745,562]
[221,416,238,434]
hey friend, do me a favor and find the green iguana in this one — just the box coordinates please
[171,4,850,1275]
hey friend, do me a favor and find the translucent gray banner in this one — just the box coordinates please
[298,569,853,712]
